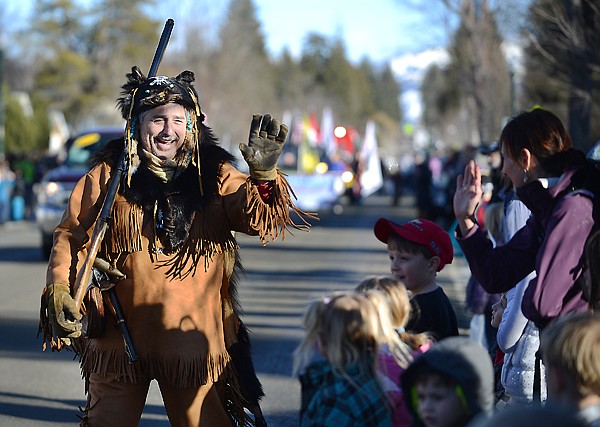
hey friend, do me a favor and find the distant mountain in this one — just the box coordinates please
[391,41,523,124]
[391,49,450,123]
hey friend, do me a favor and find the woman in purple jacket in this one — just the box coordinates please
[453,108,594,330]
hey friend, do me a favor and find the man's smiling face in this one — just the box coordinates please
[139,103,187,160]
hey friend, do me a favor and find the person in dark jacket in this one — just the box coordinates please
[468,404,588,427]
[401,337,494,427]
[584,229,600,311]
[453,108,594,329]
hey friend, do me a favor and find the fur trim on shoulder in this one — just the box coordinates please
[88,138,125,169]
[89,138,125,169]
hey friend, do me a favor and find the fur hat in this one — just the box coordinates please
[117,66,204,122]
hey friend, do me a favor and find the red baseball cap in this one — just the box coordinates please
[374,218,453,271]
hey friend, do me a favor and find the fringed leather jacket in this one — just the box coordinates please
[42,137,310,425]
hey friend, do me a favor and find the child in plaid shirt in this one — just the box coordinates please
[356,277,431,427]
[294,292,392,426]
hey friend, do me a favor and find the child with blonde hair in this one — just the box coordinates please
[294,292,392,426]
[541,312,600,426]
[356,276,431,427]
[356,276,430,350]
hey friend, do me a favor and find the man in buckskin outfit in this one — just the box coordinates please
[39,66,312,426]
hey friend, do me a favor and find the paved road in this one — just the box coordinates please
[0,195,471,426]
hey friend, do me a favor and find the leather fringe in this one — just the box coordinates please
[158,209,238,279]
[245,171,317,245]
[224,364,257,427]
[78,343,232,388]
[102,199,239,280]
[103,202,144,254]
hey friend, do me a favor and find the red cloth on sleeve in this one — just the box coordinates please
[254,179,274,202]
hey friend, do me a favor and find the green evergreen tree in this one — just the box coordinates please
[5,91,49,155]
[208,0,277,147]
[273,48,311,113]
[89,0,160,94]
[421,64,460,145]
[29,0,92,127]
[28,0,160,128]
[299,35,398,130]
[362,61,402,124]
[418,0,511,148]
[297,33,336,114]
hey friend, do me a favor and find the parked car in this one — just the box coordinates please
[35,127,123,258]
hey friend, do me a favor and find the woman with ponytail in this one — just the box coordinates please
[454,108,595,330]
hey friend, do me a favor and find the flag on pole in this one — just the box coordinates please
[298,113,320,173]
[358,120,384,198]
[303,113,320,147]
[320,107,336,157]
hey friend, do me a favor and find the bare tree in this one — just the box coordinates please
[525,0,600,149]
[450,0,511,144]
[420,0,511,147]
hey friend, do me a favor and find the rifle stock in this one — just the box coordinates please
[72,19,174,312]
[74,220,109,311]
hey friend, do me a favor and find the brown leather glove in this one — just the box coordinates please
[239,114,288,180]
[45,283,82,339]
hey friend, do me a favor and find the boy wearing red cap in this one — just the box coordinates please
[374,218,459,341]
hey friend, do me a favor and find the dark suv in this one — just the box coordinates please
[35,127,123,258]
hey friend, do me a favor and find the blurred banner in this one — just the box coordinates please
[298,113,320,173]
[358,120,383,198]
[320,107,336,157]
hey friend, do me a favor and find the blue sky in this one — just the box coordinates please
[252,0,446,63]
[6,0,446,65]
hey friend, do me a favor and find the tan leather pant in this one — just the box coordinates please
[82,373,234,427]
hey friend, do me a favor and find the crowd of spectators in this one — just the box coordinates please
[296,108,600,427]
[0,153,58,224]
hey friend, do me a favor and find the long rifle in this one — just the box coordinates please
[71,19,174,361]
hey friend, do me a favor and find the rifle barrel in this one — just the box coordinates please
[148,18,174,77]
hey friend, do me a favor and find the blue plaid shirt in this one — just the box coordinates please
[300,359,392,427]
